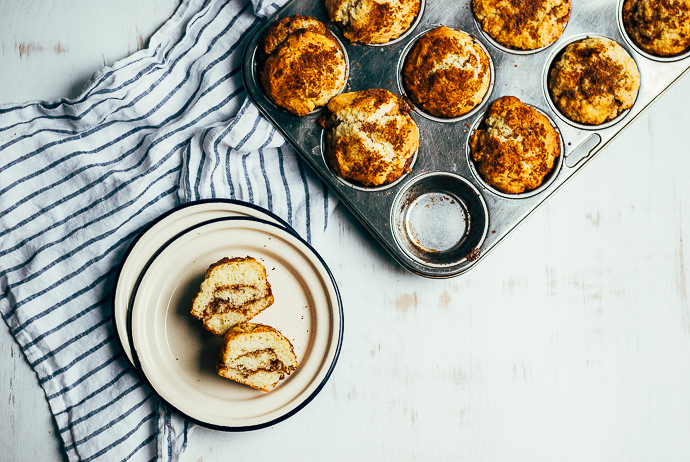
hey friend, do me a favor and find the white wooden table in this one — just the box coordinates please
[2,1,690,461]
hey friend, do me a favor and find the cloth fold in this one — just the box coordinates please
[0,0,336,460]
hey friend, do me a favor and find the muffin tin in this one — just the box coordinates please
[242,0,690,278]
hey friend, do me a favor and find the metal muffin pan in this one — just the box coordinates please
[243,0,690,278]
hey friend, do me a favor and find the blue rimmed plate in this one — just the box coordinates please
[128,216,343,430]
[112,199,293,367]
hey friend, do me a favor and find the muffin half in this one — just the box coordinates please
[190,257,274,336]
[260,16,348,116]
[402,26,492,118]
[548,37,640,125]
[217,323,298,392]
[319,89,419,187]
[470,96,561,194]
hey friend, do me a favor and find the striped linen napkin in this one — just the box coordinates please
[0,0,337,460]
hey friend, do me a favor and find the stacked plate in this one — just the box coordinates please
[111,199,343,430]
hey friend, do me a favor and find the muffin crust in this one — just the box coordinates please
[622,0,690,57]
[319,89,419,187]
[326,0,421,44]
[473,0,570,50]
[402,26,492,118]
[470,96,561,194]
[548,37,640,125]
[260,16,348,116]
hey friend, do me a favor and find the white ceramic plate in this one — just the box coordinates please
[112,199,292,366]
[129,217,343,430]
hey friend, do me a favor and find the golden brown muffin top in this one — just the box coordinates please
[548,37,640,125]
[326,0,421,44]
[470,96,560,194]
[402,26,492,118]
[262,15,330,54]
[622,0,690,57]
[472,0,570,50]
[260,16,348,116]
[319,89,419,187]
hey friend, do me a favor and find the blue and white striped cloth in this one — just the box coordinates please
[0,0,337,460]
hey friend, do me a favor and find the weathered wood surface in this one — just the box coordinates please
[2,1,689,461]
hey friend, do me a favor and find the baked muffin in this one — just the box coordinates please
[190,257,274,336]
[319,89,419,187]
[548,38,640,125]
[402,26,492,118]
[260,16,348,116]
[326,0,421,44]
[470,96,561,194]
[622,0,690,57]
[472,0,570,50]
[217,323,298,392]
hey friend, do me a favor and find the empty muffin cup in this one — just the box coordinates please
[543,34,641,130]
[466,97,565,199]
[617,0,690,62]
[391,172,489,267]
[397,26,495,123]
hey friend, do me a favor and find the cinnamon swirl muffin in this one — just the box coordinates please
[402,26,492,118]
[326,0,422,44]
[319,89,419,187]
[190,257,274,336]
[622,0,690,57]
[548,37,640,125]
[217,323,298,392]
[473,0,571,50]
[470,96,561,194]
[260,16,348,116]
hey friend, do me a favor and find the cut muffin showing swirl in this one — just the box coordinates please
[548,37,640,125]
[326,0,422,44]
[190,257,274,336]
[319,88,419,187]
[470,96,561,194]
[472,0,571,50]
[217,323,298,392]
[260,15,348,116]
[402,26,492,118]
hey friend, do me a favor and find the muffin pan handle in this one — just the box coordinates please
[565,134,602,169]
